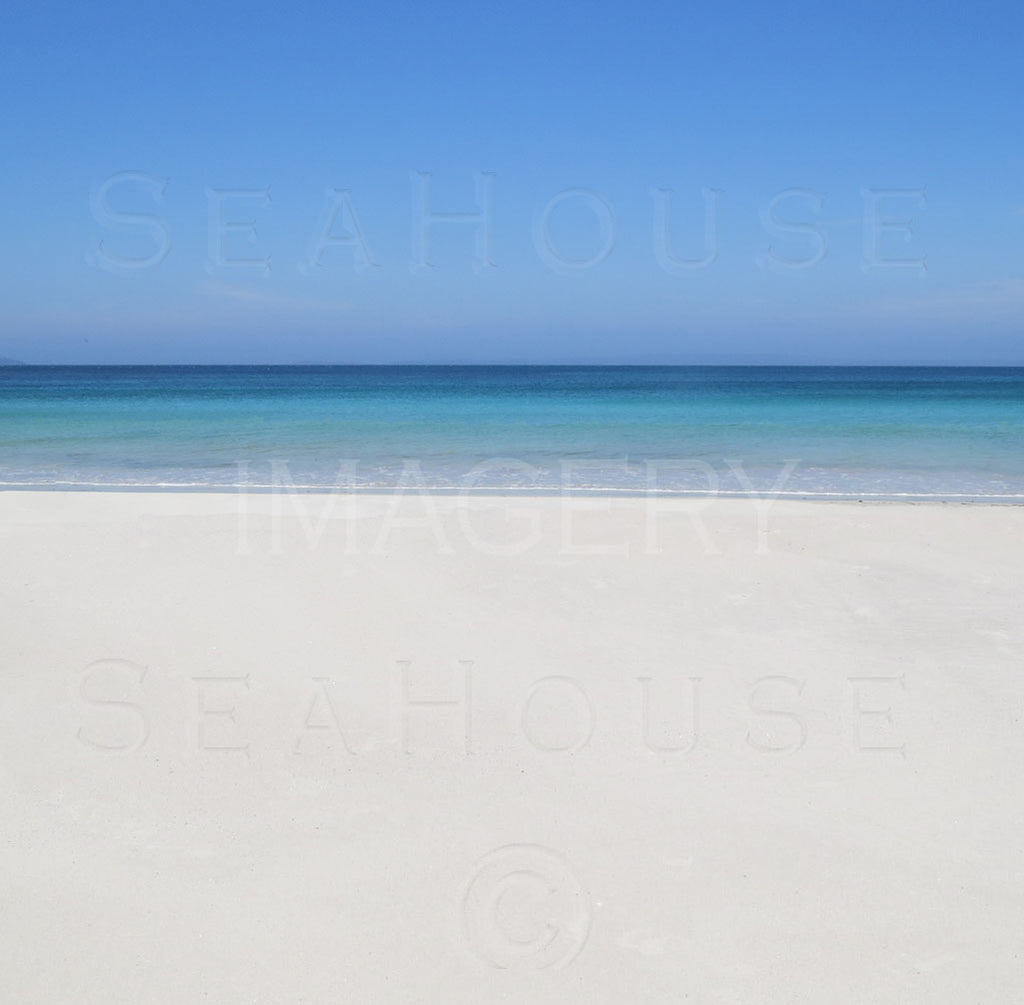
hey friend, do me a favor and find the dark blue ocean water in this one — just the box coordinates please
[1,366,1023,499]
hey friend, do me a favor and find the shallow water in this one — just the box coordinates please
[2,365,1023,499]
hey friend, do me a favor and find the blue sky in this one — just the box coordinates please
[1,0,1022,363]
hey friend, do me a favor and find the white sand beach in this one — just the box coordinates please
[1,491,1022,1002]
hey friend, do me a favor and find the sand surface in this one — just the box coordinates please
[1,491,1022,1002]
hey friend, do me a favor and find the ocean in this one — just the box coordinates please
[1,365,1023,500]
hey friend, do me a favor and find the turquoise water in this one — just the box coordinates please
[1,366,1023,499]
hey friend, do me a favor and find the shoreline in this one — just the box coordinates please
[2,483,1024,504]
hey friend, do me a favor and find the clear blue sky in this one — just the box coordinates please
[2,0,1022,363]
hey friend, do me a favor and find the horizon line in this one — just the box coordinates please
[3,360,1024,369]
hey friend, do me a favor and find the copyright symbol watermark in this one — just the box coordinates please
[460,844,591,970]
